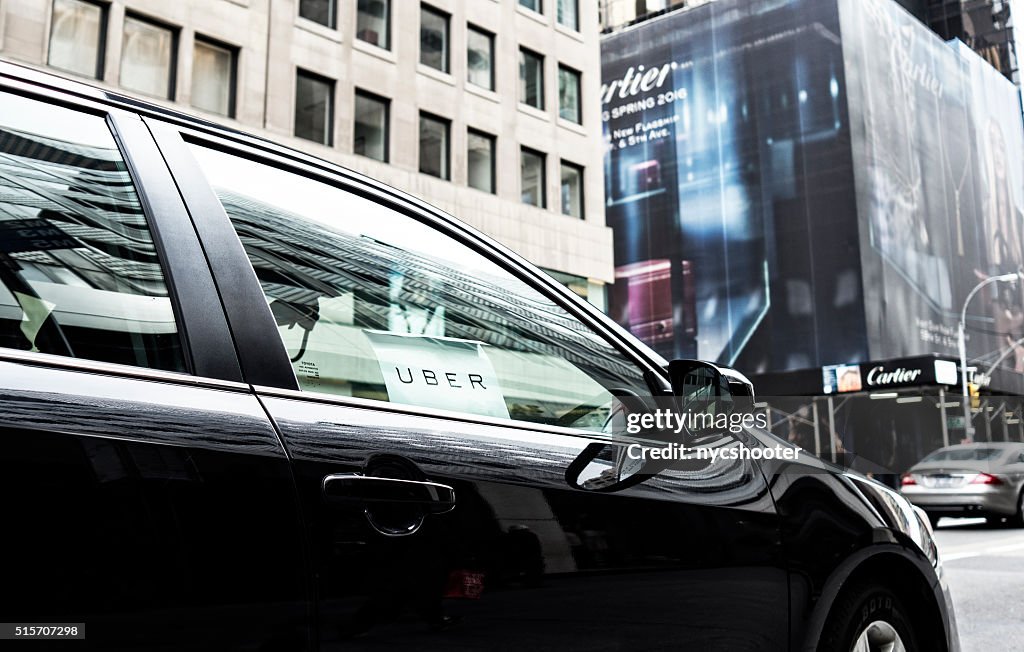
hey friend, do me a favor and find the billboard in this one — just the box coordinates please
[602,0,1024,387]
[841,0,1024,381]
[602,0,866,370]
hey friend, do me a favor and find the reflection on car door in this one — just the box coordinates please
[171,137,792,651]
[0,90,308,650]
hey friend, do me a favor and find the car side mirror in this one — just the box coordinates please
[667,359,734,417]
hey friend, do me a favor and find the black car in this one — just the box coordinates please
[0,62,956,651]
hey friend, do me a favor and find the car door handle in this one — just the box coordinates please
[322,473,456,514]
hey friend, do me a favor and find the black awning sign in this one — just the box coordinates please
[0,219,77,253]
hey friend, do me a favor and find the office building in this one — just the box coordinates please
[0,0,612,306]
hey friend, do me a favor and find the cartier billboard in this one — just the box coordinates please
[601,0,1024,389]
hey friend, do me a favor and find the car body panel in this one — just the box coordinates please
[0,355,310,649]
[257,389,789,651]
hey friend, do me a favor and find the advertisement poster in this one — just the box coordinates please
[841,0,1024,379]
[602,0,865,371]
[603,0,1024,387]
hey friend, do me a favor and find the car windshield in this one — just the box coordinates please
[920,447,1004,462]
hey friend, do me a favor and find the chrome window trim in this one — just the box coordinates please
[252,384,617,442]
[0,348,250,392]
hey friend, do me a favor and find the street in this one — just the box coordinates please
[935,518,1024,652]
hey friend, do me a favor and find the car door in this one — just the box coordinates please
[0,86,309,650]
[156,124,790,651]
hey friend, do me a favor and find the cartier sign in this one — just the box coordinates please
[865,365,922,387]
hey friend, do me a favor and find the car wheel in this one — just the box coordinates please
[818,581,918,652]
[1012,489,1024,528]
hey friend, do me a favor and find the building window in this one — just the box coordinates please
[354,90,389,162]
[298,0,336,28]
[560,161,583,218]
[420,5,450,73]
[191,37,235,118]
[519,0,542,13]
[557,0,579,30]
[419,113,450,180]
[357,0,390,49]
[519,48,544,110]
[48,0,106,79]
[558,65,581,123]
[467,129,495,194]
[467,25,494,90]
[120,14,177,100]
[521,148,545,208]
[294,69,334,146]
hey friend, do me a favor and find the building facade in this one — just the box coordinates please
[0,0,613,306]
[599,0,1024,472]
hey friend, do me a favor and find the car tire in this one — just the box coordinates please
[1012,489,1024,528]
[818,581,918,652]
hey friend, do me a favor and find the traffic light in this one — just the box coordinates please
[968,382,980,409]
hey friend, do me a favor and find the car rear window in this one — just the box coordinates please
[921,447,1004,462]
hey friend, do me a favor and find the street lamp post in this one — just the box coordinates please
[958,272,1024,442]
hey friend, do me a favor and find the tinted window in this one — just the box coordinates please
[189,145,650,430]
[299,0,336,28]
[0,92,185,371]
[357,0,390,49]
[419,113,449,180]
[560,161,583,218]
[467,26,494,90]
[419,5,449,73]
[557,0,579,30]
[294,70,334,146]
[519,48,544,109]
[521,147,546,208]
[558,65,581,123]
[921,447,1004,462]
[467,129,495,193]
[353,90,388,161]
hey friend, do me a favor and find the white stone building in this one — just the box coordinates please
[0,0,611,305]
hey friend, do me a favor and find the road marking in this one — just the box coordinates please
[943,541,1024,561]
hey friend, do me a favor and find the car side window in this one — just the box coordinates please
[189,144,651,431]
[0,92,186,372]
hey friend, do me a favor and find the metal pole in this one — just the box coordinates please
[812,400,821,459]
[984,400,992,442]
[958,272,1022,443]
[827,396,837,464]
[939,387,949,448]
[1002,399,1009,442]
